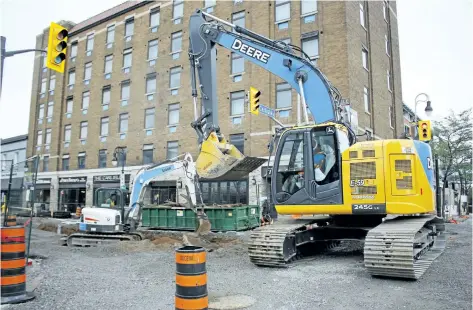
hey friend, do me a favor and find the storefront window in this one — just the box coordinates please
[198,180,248,205]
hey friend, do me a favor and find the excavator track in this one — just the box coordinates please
[248,224,301,267]
[66,232,143,247]
[248,223,339,267]
[363,215,446,279]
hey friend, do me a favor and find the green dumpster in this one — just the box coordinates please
[141,205,260,232]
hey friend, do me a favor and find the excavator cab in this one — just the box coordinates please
[271,123,350,208]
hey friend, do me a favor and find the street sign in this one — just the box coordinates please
[259,104,275,118]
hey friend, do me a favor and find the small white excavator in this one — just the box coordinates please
[64,153,211,246]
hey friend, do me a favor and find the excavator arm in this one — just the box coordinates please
[126,153,199,226]
[188,10,341,179]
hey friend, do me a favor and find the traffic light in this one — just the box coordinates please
[418,120,432,141]
[46,22,69,73]
[249,86,261,115]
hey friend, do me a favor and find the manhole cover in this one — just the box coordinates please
[209,294,255,310]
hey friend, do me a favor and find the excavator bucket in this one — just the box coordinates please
[196,132,267,180]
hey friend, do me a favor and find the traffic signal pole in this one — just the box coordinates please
[0,36,46,99]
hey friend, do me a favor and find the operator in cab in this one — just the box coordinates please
[105,193,117,207]
[313,136,336,182]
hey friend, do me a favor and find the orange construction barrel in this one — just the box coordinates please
[75,207,81,217]
[6,215,17,227]
[175,246,208,310]
[1,226,35,304]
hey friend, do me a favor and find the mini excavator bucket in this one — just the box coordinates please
[196,132,267,180]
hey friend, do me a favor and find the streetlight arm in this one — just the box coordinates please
[4,49,47,57]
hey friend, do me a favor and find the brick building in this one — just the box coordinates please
[27,0,404,211]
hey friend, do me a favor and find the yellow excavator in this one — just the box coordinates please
[188,10,445,280]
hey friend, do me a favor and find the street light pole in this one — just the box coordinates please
[413,93,433,137]
[112,147,126,190]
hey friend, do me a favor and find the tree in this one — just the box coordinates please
[432,108,472,217]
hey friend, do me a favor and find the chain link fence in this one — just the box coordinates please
[1,156,39,259]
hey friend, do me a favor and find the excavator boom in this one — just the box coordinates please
[188,10,340,179]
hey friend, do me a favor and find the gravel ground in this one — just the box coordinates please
[3,218,471,310]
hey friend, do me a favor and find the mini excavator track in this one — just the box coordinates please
[65,232,143,247]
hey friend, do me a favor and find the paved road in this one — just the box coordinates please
[4,219,472,310]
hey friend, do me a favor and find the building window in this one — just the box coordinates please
[362,48,369,70]
[80,121,88,139]
[104,55,113,74]
[78,152,86,169]
[232,11,245,31]
[68,70,75,86]
[84,62,92,82]
[98,150,107,168]
[383,1,388,21]
[70,42,78,59]
[404,124,410,135]
[276,82,292,110]
[41,51,47,69]
[121,80,130,105]
[102,86,111,107]
[106,25,115,44]
[37,130,43,146]
[62,156,70,171]
[123,48,132,69]
[119,113,128,133]
[172,0,184,24]
[360,2,365,27]
[150,8,160,31]
[275,0,290,30]
[301,0,317,23]
[49,75,56,91]
[45,129,52,145]
[385,34,390,56]
[168,103,180,125]
[167,141,179,159]
[82,91,90,110]
[231,52,244,76]
[301,35,319,62]
[43,156,49,172]
[389,106,395,129]
[170,66,181,90]
[125,18,134,40]
[47,102,54,118]
[143,144,154,164]
[230,91,245,124]
[171,31,182,59]
[204,0,216,12]
[146,74,157,94]
[364,86,370,113]
[64,125,71,142]
[387,70,392,91]
[145,108,155,129]
[86,34,94,52]
[66,97,73,114]
[229,133,244,154]
[40,78,47,94]
[148,39,158,60]
[38,104,45,119]
[100,117,109,136]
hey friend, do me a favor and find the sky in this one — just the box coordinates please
[0,0,472,140]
